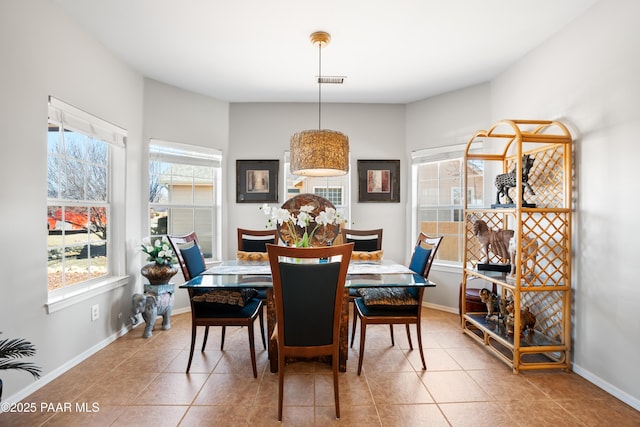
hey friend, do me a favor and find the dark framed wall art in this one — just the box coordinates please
[236,159,279,203]
[357,159,400,203]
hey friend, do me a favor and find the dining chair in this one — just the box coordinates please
[167,232,265,375]
[237,227,278,320]
[340,228,383,252]
[350,232,442,375]
[266,242,354,421]
[340,227,384,324]
[237,228,279,255]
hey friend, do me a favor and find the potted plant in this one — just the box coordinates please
[140,236,178,284]
[0,333,41,402]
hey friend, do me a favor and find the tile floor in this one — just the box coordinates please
[1,308,639,426]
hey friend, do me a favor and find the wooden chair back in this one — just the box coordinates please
[340,228,383,251]
[237,228,278,252]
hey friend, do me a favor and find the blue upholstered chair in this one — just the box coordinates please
[167,232,265,375]
[266,243,354,421]
[350,233,442,375]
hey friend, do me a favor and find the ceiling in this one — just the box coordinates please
[52,0,598,104]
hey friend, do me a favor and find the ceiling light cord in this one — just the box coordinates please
[318,40,322,131]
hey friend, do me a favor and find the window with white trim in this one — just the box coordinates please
[149,140,222,260]
[283,151,350,222]
[412,145,484,264]
[47,97,126,294]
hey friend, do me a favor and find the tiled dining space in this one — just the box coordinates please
[2,308,639,426]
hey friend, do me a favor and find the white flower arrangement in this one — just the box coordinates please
[261,203,343,247]
[141,236,175,266]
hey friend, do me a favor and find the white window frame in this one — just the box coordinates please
[148,139,222,261]
[411,143,484,266]
[46,97,128,313]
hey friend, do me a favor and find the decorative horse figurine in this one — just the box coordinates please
[495,154,535,205]
[470,217,514,263]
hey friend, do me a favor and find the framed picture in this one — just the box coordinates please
[236,160,279,203]
[358,160,400,203]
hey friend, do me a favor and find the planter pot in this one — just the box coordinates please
[141,263,178,285]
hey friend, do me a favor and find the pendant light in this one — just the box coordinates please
[290,31,349,177]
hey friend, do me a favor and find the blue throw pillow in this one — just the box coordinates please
[408,246,431,275]
[181,244,206,278]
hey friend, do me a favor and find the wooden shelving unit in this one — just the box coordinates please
[461,119,573,372]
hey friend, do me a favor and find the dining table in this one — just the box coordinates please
[179,258,435,372]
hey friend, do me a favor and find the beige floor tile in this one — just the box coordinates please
[135,372,209,405]
[180,404,251,426]
[467,368,550,401]
[193,373,261,405]
[315,404,381,426]
[555,397,640,427]
[110,405,187,426]
[501,400,585,426]
[377,403,449,427]
[354,346,415,374]
[367,371,434,404]
[438,401,514,427]
[420,370,491,403]
[41,405,126,426]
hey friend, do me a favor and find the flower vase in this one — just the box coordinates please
[141,263,178,285]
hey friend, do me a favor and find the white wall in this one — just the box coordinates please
[491,0,640,408]
[0,0,144,400]
[227,103,408,263]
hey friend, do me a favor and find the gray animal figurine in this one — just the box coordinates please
[495,154,535,205]
[130,293,172,338]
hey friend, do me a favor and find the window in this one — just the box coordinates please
[283,152,350,221]
[313,186,343,206]
[412,145,484,264]
[47,97,126,295]
[149,140,222,260]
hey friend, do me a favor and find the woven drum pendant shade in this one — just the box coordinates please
[290,129,349,176]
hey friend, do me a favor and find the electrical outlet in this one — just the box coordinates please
[91,304,99,321]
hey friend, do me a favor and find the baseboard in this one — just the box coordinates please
[572,363,640,411]
[3,323,133,405]
[423,301,458,315]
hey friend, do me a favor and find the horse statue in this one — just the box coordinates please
[470,217,514,263]
[495,154,535,205]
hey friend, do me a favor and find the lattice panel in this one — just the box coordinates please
[521,290,564,343]
[520,212,570,287]
[505,145,566,209]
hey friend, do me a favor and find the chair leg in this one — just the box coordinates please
[389,324,395,346]
[186,323,197,373]
[405,324,414,350]
[333,353,340,419]
[357,319,367,376]
[277,342,285,421]
[416,322,427,370]
[201,326,209,352]
[220,326,226,351]
[247,321,258,378]
[259,305,266,350]
[350,302,358,348]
